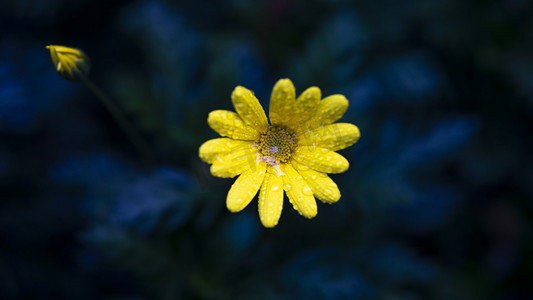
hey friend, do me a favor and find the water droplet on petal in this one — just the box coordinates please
[302,186,313,196]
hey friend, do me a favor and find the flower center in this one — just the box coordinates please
[257,126,297,164]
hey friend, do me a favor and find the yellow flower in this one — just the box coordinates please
[199,79,360,227]
[46,45,90,81]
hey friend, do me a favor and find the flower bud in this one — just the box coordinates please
[46,45,90,81]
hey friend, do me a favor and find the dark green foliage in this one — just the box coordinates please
[1,0,532,299]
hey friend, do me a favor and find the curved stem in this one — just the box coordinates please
[80,75,155,164]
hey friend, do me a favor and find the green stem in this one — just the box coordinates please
[80,75,155,164]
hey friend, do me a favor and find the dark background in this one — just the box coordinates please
[1,0,532,299]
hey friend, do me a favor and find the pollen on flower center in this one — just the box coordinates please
[257,126,297,164]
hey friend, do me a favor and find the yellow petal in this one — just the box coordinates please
[292,161,340,204]
[48,46,60,66]
[210,142,257,178]
[268,79,296,128]
[207,110,259,140]
[227,161,266,212]
[299,123,360,151]
[283,164,317,219]
[199,138,251,164]
[231,86,269,133]
[305,95,348,130]
[285,86,322,130]
[258,167,285,227]
[293,147,349,174]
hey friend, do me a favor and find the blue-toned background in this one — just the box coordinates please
[1,0,532,299]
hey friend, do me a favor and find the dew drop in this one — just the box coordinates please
[302,186,313,196]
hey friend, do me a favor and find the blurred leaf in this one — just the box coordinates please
[49,151,131,185]
[369,244,438,285]
[280,248,376,299]
[390,185,458,234]
[288,10,368,86]
[109,167,197,233]
[0,43,72,132]
[354,117,477,212]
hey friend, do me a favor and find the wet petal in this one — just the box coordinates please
[258,167,284,227]
[210,143,257,178]
[287,86,321,130]
[199,138,251,164]
[283,164,317,219]
[293,147,349,174]
[232,86,269,133]
[208,110,259,140]
[269,79,296,128]
[305,95,348,130]
[227,161,267,212]
[299,123,360,151]
[292,161,340,204]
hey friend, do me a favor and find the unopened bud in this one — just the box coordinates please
[46,45,90,81]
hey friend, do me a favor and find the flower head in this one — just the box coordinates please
[199,79,360,227]
[46,45,90,81]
